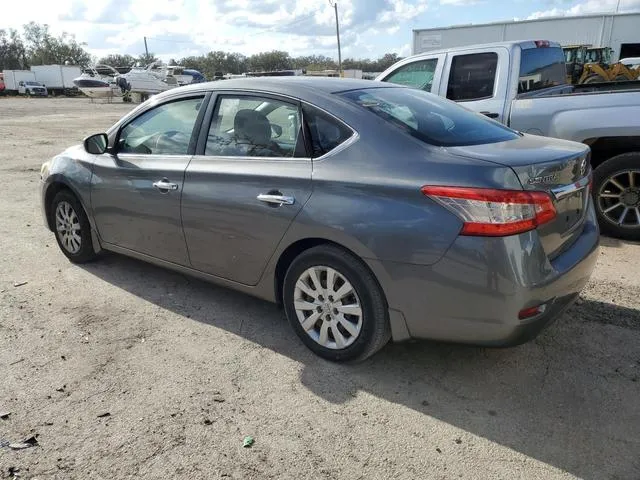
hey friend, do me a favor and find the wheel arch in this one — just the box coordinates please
[273,237,380,307]
[43,178,93,233]
[583,136,640,169]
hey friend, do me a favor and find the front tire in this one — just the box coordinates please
[50,190,99,263]
[283,245,391,362]
[582,74,606,84]
[592,152,640,241]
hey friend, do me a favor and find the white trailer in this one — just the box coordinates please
[2,70,36,94]
[30,65,82,96]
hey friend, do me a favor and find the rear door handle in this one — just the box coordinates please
[257,193,295,206]
[153,179,179,191]
[481,111,500,119]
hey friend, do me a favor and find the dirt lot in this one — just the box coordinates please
[0,97,639,479]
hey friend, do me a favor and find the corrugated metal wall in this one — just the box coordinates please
[413,13,640,60]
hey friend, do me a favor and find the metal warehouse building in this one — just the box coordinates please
[413,12,640,61]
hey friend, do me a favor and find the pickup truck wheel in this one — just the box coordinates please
[592,153,640,241]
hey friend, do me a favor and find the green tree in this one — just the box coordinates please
[22,22,91,66]
[98,54,137,67]
[137,52,159,66]
[247,50,292,72]
[292,54,337,71]
[0,29,27,70]
[375,53,402,71]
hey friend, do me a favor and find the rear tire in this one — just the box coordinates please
[283,245,391,362]
[50,190,99,263]
[592,152,640,241]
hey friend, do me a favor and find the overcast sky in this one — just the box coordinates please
[3,0,640,60]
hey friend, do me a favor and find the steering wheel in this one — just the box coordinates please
[154,130,183,153]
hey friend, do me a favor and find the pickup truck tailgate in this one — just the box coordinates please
[447,133,591,258]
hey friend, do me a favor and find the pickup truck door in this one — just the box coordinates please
[437,47,509,123]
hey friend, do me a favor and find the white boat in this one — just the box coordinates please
[74,62,207,99]
[73,65,123,98]
[120,62,176,95]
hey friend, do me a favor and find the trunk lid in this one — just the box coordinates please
[448,134,591,258]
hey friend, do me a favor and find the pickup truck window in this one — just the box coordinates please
[518,47,567,94]
[340,87,518,147]
[381,58,438,91]
[447,53,497,102]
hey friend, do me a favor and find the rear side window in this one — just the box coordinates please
[303,105,353,157]
[340,87,519,147]
[381,58,438,91]
[447,53,498,102]
[518,47,567,94]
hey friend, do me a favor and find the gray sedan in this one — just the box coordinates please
[40,78,599,361]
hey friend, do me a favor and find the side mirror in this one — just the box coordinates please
[84,133,109,155]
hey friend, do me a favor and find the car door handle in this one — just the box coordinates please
[153,179,179,191]
[481,111,500,119]
[257,193,295,206]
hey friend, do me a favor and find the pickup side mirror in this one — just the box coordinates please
[83,133,109,155]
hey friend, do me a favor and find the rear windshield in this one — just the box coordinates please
[340,87,519,147]
[518,47,567,94]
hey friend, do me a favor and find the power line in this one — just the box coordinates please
[249,11,319,36]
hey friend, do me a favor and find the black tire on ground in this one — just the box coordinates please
[582,74,606,84]
[592,152,640,241]
[283,245,391,362]
[50,189,99,263]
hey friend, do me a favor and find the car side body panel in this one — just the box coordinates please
[40,145,96,232]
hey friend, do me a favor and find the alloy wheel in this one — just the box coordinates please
[597,169,640,228]
[293,266,363,350]
[55,201,82,254]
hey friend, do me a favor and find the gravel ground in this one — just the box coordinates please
[0,97,639,480]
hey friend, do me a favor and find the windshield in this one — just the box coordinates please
[26,81,41,86]
[339,87,519,147]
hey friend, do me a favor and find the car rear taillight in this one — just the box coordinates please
[421,186,556,236]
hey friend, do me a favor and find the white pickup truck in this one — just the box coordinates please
[377,40,640,241]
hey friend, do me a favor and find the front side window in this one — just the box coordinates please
[381,58,439,92]
[447,53,498,102]
[340,87,518,147]
[118,96,204,155]
[303,105,353,158]
[206,96,304,158]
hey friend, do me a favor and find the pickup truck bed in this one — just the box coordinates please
[377,40,640,241]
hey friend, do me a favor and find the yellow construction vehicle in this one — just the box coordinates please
[563,45,640,84]
[563,44,589,84]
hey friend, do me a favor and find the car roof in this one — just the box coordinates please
[155,76,399,101]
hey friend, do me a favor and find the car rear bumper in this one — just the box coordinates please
[368,199,600,346]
